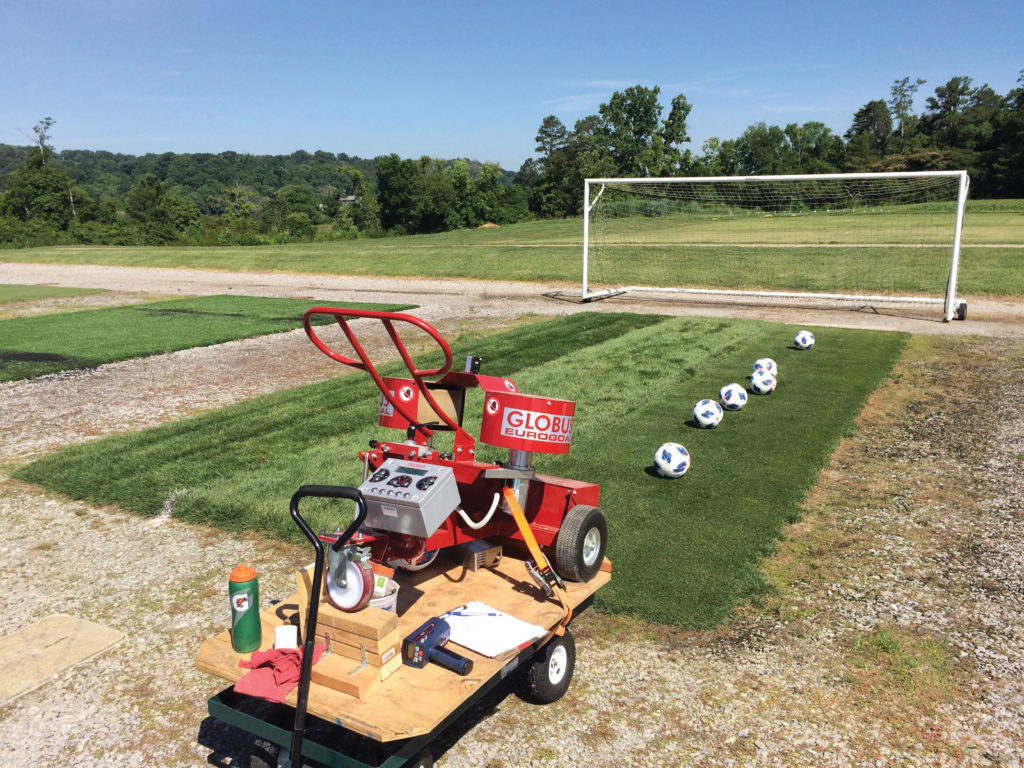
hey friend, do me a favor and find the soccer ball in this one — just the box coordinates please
[719,383,748,411]
[750,369,777,394]
[794,330,815,350]
[753,357,777,376]
[693,398,724,428]
[653,442,691,478]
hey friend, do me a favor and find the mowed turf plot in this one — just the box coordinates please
[0,295,413,382]
[14,313,907,628]
[0,284,105,302]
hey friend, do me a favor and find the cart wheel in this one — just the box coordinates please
[248,737,280,768]
[402,747,434,768]
[554,505,607,582]
[524,629,575,704]
[325,558,373,612]
[955,300,967,321]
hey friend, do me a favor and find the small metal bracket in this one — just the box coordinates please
[346,642,367,676]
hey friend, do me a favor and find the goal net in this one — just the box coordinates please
[582,171,970,320]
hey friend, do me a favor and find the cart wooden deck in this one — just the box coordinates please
[197,553,610,743]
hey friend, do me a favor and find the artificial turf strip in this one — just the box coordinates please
[551,325,909,627]
[0,295,414,382]
[14,313,907,628]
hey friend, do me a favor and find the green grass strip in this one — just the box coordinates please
[14,313,906,628]
[0,284,105,303]
[0,295,413,382]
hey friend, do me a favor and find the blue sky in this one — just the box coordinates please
[1,0,1020,170]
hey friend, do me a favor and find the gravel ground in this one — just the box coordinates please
[0,265,1022,767]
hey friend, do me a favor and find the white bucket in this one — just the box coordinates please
[369,577,399,612]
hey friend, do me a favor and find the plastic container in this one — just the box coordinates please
[369,575,399,612]
[228,563,262,653]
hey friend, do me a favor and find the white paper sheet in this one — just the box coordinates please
[442,601,547,658]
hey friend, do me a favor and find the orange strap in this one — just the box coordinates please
[501,487,572,633]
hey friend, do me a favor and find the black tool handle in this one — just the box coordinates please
[288,485,367,768]
[430,645,474,676]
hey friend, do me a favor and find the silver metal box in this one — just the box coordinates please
[358,458,461,538]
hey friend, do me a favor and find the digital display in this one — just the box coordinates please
[397,466,429,476]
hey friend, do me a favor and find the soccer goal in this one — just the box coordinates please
[581,171,970,321]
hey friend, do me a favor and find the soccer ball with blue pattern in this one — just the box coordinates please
[794,330,815,349]
[753,357,777,376]
[750,369,777,394]
[719,383,748,411]
[653,442,690,478]
[693,399,724,428]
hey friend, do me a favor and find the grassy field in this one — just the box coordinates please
[0,295,412,382]
[14,313,907,628]
[0,284,105,302]
[2,200,1019,296]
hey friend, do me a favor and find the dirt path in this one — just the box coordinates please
[3,262,1024,338]
[1,263,1022,767]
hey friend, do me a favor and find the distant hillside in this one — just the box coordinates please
[0,144,515,215]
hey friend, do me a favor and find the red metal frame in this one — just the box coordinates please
[302,307,599,564]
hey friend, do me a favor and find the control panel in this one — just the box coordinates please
[358,458,461,538]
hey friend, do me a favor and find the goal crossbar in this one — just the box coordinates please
[581,171,970,321]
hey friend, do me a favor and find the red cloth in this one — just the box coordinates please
[234,645,324,703]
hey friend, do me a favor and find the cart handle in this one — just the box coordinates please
[304,307,472,446]
[303,307,453,378]
[288,485,367,767]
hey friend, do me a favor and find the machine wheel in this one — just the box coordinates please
[248,737,280,768]
[324,558,373,612]
[554,505,607,582]
[955,300,967,321]
[401,747,434,768]
[524,629,575,704]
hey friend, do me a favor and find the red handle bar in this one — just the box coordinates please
[303,307,470,445]
[303,307,453,379]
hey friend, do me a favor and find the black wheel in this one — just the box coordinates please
[249,737,280,768]
[554,505,607,582]
[955,300,967,321]
[402,747,434,768]
[524,629,575,704]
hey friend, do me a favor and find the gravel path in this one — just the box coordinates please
[0,265,1022,767]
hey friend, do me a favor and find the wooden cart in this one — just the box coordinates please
[198,541,610,768]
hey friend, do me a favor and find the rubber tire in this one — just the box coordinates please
[248,737,280,768]
[554,505,607,582]
[956,301,967,321]
[402,747,434,768]
[524,629,575,704]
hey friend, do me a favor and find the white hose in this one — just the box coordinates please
[454,492,501,530]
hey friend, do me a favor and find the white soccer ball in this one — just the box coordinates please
[794,330,815,350]
[693,398,724,429]
[753,357,777,376]
[653,442,691,478]
[750,369,777,395]
[719,383,748,411]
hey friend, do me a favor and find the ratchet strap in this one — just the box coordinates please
[501,487,572,634]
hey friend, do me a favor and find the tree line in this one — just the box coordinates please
[1,70,1021,247]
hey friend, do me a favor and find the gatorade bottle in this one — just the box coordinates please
[229,564,262,653]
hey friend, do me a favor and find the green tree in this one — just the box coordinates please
[0,147,89,229]
[844,100,892,166]
[732,122,796,175]
[785,122,844,173]
[598,85,691,176]
[889,77,926,154]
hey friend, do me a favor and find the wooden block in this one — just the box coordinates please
[309,652,380,698]
[311,626,400,669]
[379,653,403,682]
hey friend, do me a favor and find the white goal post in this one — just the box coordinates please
[581,171,970,321]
